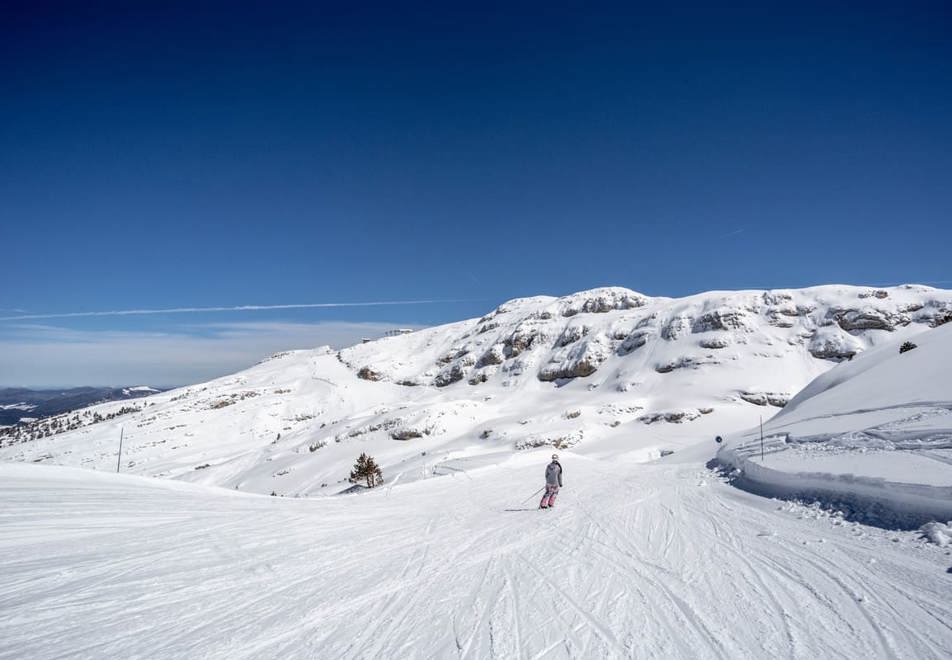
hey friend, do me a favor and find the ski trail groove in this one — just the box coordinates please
[2,460,951,659]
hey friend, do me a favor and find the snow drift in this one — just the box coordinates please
[717,320,952,528]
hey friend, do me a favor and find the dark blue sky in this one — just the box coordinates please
[2,1,951,384]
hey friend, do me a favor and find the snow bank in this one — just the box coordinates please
[717,322,952,528]
[920,521,952,547]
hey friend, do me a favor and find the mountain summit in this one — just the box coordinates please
[2,284,950,496]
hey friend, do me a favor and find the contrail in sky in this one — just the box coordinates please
[719,228,745,239]
[0,299,477,322]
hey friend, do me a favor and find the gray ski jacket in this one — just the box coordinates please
[545,461,563,487]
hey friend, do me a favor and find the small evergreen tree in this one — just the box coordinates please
[899,341,917,354]
[349,452,383,488]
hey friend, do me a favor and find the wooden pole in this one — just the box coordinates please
[760,416,764,462]
[116,426,124,473]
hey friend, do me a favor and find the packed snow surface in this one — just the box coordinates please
[2,458,951,659]
[718,320,952,527]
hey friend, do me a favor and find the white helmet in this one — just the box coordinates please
[551,453,559,460]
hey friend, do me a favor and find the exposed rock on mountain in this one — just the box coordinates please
[4,284,952,496]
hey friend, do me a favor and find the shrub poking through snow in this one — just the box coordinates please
[349,452,383,488]
[899,341,917,354]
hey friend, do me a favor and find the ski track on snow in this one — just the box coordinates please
[1,459,951,659]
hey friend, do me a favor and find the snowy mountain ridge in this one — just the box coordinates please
[340,284,951,388]
[2,284,951,497]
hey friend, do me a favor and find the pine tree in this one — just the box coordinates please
[899,341,917,354]
[349,452,383,488]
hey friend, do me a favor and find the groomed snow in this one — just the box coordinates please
[718,321,952,527]
[2,458,951,659]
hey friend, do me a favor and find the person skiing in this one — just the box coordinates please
[539,453,563,509]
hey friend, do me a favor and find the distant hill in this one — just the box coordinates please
[2,284,950,496]
[0,386,166,426]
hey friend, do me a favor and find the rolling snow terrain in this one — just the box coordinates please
[2,284,952,659]
[718,319,952,528]
[2,453,951,659]
[2,285,950,498]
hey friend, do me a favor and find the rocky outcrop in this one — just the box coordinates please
[538,334,611,381]
[661,315,692,341]
[390,428,425,440]
[617,331,649,355]
[833,308,901,332]
[538,357,601,381]
[336,285,952,402]
[857,289,889,299]
[559,289,647,317]
[921,301,952,327]
[639,409,703,424]
[739,391,789,407]
[934,311,952,328]
[476,320,499,334]
[515,430,583,450]
[475,345,504,368]
[504,323,547,358]
[436,348,469,365]
[357,367,383,382]
[809,328,863,361]
[434,360,468,387]
[555,324,589,347]
[765,307,797,327]
[698,336,730,349]
[692,309,752,333]
[655,356,717,373]
[762,290,794,306]
[347,418,400,438]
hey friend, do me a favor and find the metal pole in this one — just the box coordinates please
[116,426,124,473]
[760,416,764,462]
[521,486,545,504]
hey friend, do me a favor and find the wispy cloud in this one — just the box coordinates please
[0,321,423,387]
[0,299,475,322]
[719,228,745,239]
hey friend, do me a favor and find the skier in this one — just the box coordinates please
[539,453,563,509]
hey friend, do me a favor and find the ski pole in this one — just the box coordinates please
[521,487,545,504]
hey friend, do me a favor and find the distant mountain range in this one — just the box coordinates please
[0,386,166,426]
[2,284,949,496]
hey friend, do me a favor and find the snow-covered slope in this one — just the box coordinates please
[4,284,952,659]
[3,456,951,659]
[2,284,951,496]
[717,321,952,527]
